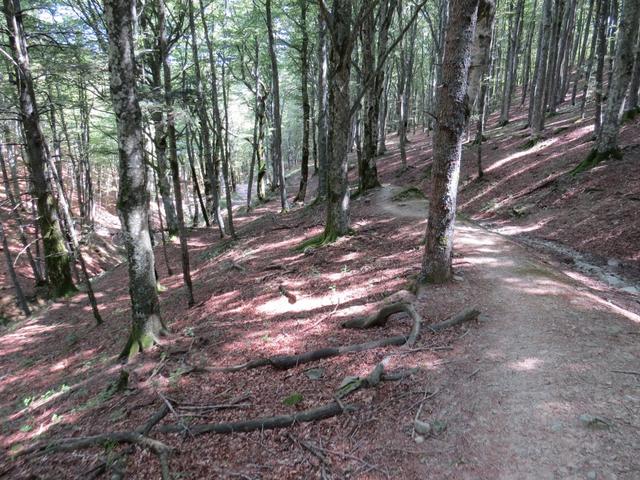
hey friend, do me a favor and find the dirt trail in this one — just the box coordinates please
[376,185,640,479]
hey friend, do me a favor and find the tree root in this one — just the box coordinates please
[18,404,173,480]
[428,308,480,332]
[159,360,413,436]
[207,300,479,373]
[159,401,350,435]
[208,299,423,372]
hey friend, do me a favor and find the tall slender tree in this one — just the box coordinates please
[4,0,76,298]
[104,0,166,358]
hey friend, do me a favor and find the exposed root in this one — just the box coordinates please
[158,402,350,435]
[19,404,174,479]
[19,431,172,480]
[160,360,414,436]
[428,308,480,332]
[208,297,424,372]
[207,296,478,373]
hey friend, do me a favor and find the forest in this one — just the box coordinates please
[0,0,639,478]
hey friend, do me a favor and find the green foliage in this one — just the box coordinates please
[282,392,303,406]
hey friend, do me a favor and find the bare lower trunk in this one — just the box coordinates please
[422,0,479,283]
[316,14,329,201]
[266,0,288,211]
[594,0,640,155]
[104,0,165,359]
[325,0,354,239]
[160,0,194,306]
[294,0,310,203]
[0,222,30,316]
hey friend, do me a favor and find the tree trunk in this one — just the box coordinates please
[160,0,194,307]
[3,0,76,298]
[530,0,553,135]
[594,0,611,136]
[571,0,595,105]
[189,0,225,237]
[0,128,44,285]
[468,0,496,110]
[0,222,30,316]
[499,0,525,125]
[625,36,640,113]
[294,0,311,203]
[316,13,329,201]
[104,0,166,359]
[579,0,601,117]
[266,0,288,211]
[421,0,479,284]
[593,0,640,156]
[324,0,355,240]
[198,2,235,237]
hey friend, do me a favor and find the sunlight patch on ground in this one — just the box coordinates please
[510,357,543,371]
[489,219,551,236]
[487,138,558,173]
[257,287,371,316]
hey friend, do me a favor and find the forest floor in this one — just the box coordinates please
[1,102,640,479]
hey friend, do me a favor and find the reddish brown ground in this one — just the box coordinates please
[1,101,639,479]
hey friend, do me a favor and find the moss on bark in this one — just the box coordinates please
[571,148,622,174]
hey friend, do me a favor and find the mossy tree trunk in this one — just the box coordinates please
[422,0,479,283]
[3,0,75,298]
[104,0,166,359]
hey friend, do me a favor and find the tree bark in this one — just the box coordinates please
[294,0,311,203]
[0,222,30,316]
[316,13,329,201]
[594,0,611,136]
[159,0,194,307]
[421,0,479,283]
[104,0,166,359]
[530,0,553,135]
[4,0,76,298]
[189,0,225,237]
[594,0,640,155]
[625,35,640,112]
[266,0,289,211]
[467,0,496,110]
[324,0,355,240]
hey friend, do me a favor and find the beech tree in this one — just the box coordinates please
[422,0,480,283]
[4,0,76,298]
[588,0,640,162]
[104,0,166,358]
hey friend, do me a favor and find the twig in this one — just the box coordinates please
[157,391,192,438]
[612,370,640,377]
